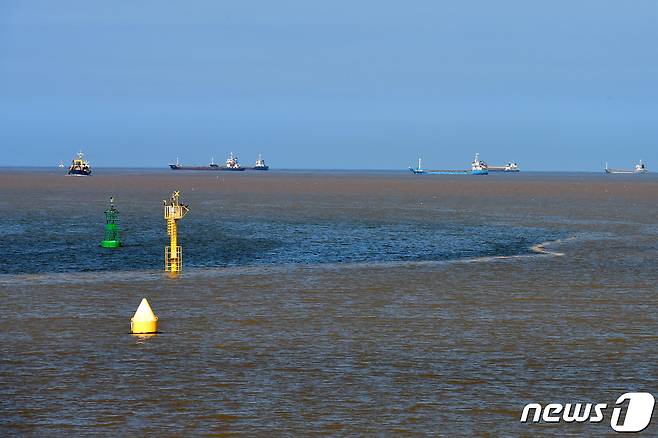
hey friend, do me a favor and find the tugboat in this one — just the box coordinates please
[67,151,91,176]
[605,160,648,174]
[252,154,269,170]
[470,153,489,175]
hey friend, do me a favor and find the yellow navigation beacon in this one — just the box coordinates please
[163,191,189,274]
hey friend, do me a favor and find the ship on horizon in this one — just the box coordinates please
[252,154,269,170]
[409,158,424,174]
[67,151,91,176]
[409,153,489,175]
[470,153,488,175]
[605,160,647,174]
[169,153,246,171]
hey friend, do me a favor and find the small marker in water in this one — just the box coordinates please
[131,298,158,334]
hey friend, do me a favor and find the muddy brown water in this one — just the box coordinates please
[1,169,657,435]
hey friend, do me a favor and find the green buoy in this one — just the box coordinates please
[101,197,122,248]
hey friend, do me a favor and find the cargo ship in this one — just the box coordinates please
[67,151,91,176]
[409,157,468,175]
[409,153,488,175]
[605,160,647,174]
[169,153,246,171]
[488,162,520,172]
[252,154,269,170]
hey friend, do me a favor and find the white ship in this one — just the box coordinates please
[223,152,244,170]
[253,154,269,170]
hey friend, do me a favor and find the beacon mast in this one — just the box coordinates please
[163,191,189,274]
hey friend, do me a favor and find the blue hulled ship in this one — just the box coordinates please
[470,153,488,175]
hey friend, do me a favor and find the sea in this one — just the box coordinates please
[1,168,657,435]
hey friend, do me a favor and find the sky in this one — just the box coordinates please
[1,0,657,170]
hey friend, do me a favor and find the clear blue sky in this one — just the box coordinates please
[1,0,656,170]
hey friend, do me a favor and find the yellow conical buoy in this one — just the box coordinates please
[130,298,158,334]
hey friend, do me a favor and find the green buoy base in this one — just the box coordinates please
[101,240,122,248]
